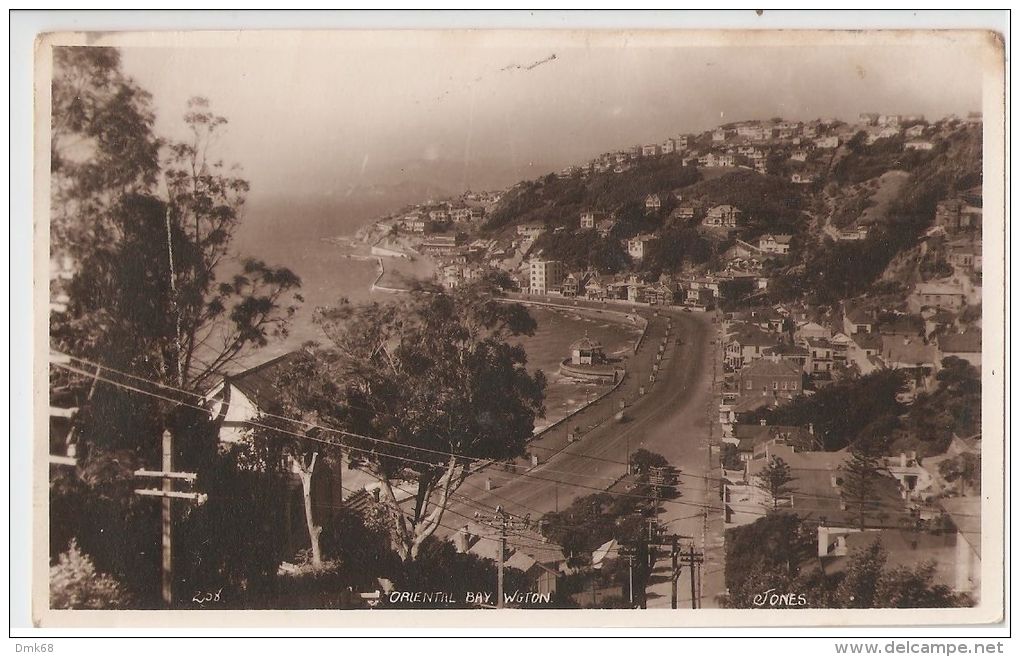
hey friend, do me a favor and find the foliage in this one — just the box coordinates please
[482,157,699,234]
[938,452,981,495]
[274,280,546,561]
[751,370,907,452]
[531,229,630,274]
[48,47,302,607]
[839,446,885,531]
[723,513,816,605]
[906,357,982,450]
[680,170,805,240]
[755,456,796,512]
[831,540,970,608]
[635,226,713,279]
[50,539,131,609]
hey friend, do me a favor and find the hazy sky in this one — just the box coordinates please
[116,31,988,200]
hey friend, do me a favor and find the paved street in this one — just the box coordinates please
[438,299,725,608]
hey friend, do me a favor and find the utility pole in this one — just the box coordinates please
[134,429,206,607]
[475,505,530,609]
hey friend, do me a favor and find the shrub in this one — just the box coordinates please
[50,539,130,609]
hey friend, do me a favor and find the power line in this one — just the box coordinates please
[51,356,977,520]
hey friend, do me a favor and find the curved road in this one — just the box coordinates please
[438,302,723,606]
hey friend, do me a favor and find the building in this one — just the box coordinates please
[205,352,349,554]
[644,194,662,212]
[758,234,792,255]
[814,136,840,149]
[725,326,780,369]
[803,337,835,374]
[428,208,448,222]
[712,128,729,142]
[908,281,967,313]
[580,210,607,230]
[736,358,803,398]
[880,335,939,391]
[934,199,982,233]
[529,259,566,295]
[641,144,661,157]
[762,343,810,371]
[790,173,816,184]
[879,114,903,127]
[905,140,934,151]
[704,205,742,229]
[842,305,875,335]
[858,112,880,126]
[833,226,869,241]
[790,150,808,162]
[569,335,606,366]
[946,239,982,272]
[596,218,618,237]
[904,124,927,138]
[561,270,595,298]
[626,234,658,260]
[517,222,547,239]
[937,329,981,369]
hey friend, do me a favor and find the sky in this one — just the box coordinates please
[115,31,989,204]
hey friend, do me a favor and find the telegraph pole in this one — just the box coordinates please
[475,505,530,609]
[134,429,206,607]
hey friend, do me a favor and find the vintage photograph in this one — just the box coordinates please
[33,26,1004,626]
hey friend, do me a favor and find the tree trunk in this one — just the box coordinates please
[299,453,322,567]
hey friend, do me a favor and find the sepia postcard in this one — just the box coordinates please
[28,24,1005,631]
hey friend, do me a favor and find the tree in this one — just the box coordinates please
[755,456,795,512]
[48,47,302,605]
[832,540,971,608]
[938,452,981,495]
[832,539,886,608]
[840,446,885,531]
[724,513,816,605]
[275,280,546,561]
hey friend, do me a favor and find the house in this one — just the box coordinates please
[428,208,448,222]
[946,239,982,272]
[858,112,880,126]
[908,281,967,313]
[668,205,697,225]
[730,306,786,333]
[934,199,982,233]
[529,259,566,295]
[905,124,927,138]
[833,226,869,241]
[699,152,736,168]
[736,356,802,398]
[939,496,982,601]
[842,305,875,335]
[880,335,939,391]
[789,150,809,162]
[580,210,607,230]
[596,218,618,237]
[626,234,658,260]
[642,144,661,157]
[803,337,836,374]
[703,205,742,229]
[661,138,677,154]
[458,524,561,597]
[879,114,903,127]
[725,326,780,369]
[937,329,982,369]
[561,270,595,298]
[712,128,729,142]
[790,173,816,184]
[814,136,840,149]
[905,140,934,151]
[516,222,547,239]
[644,194,662,212]
[449,206,472,223]
[758,234,792,255]
[731,422,816,457]
[470,206,485,221]
[762,343,810,371]
[795,321,832,342]
[205,351,349,554]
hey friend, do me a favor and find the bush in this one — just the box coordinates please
[50,539,130,609]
